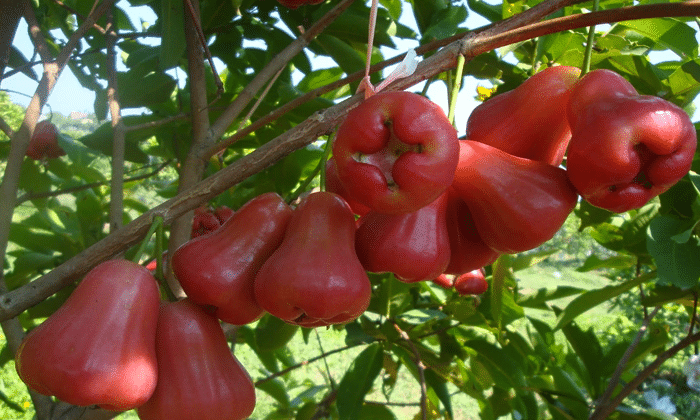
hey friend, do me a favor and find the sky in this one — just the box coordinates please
[4,2,697,133]
[3,1,490,136]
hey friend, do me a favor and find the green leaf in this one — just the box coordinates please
[422,5,468,43]
[601,323,670,379]
[664,59,700,107]
[336,343,384,420]
[117,70,177,108]
[467,0,502,22]
[554,272,655,330]
[379,0,402,21]
[424,369,453,418]
[517,286,585,310]
[255,314,299,352]
[548,366,591,419]
[618,18,698,58]
[689,170,700,195]
[297,67,344,93]
[647,215,700,289]
[575,200,613,230]
[397,309,446,325]
[314,34,365,77]
[511,249,558,272]
[575,254,637,272]
[8,46,37,80]
[160,0,186,69]
[78,115,160,163]
[256,378,291,410]
[467,340,527,389]
[560,321,604,396]
[641,285,697,307]
[358,403,397,420]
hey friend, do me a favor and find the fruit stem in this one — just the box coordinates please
[448,55,466,126]
[132,215,162,265]
[581,0,600,76]
[154,216,177,302]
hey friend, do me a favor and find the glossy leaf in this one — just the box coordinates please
[336,343,384,420]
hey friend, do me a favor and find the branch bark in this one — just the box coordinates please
[590,331,700,420]
[106,4,126,234]
[2,0,699,325]
[163,0,212,298]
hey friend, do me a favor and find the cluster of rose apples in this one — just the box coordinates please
[14,66,696,419]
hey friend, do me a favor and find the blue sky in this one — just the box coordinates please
[4,1,696,133]
[4,1,489,136]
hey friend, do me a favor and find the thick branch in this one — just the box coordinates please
[164,0,212,298]
[206,0,358,144]
[2,1,699,323]
[106,5,125,233]
[593,306,661,413]
[394,323,428,420]
[590,331,700,420]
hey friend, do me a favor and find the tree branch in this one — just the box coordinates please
[590,330,700,420]
[0,115,15,138]
[206,0,359,145]
[164,0,212,299]
[592,305,661,416]
[106,4,126,234]
[254,343,363,386]
[16,160,172,205]
[2,1,699,323]
[394,322,427,420]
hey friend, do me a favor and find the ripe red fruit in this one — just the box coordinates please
[254,191,371,327]
[137,299,256,420]
[454,268,488,296]
[566,69,697,213]
[451,141,578,254]
[191,206,222,238]
[172,193,293,325]
[333,91,459,214]
[214,205,235,224]
[443,188,500,274]
[26,120,66,160]
[355,192,451,283]
[431,274,454,289]
[325,158,371,217]
[466,66,581,166]
[15,260,159,410]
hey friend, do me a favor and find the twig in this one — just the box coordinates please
[3,0,699,322]
[590,330,700,420]
[254,343,362,386]
[105,5,125,234]
[315,329,336,389]
[366,400,420,407]
[0,115,15,138]
[124,112,190,132]
[394,322,427,420]
[206,0,359,147]
[592,305,661,416]
[183,0,223,98]
[164,0,213,299]
[689,293,698,337]
[15,160,172,205]
[51,0,107,34]
[310,388,338,420]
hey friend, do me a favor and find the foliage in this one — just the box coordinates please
[1,0,700,419]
